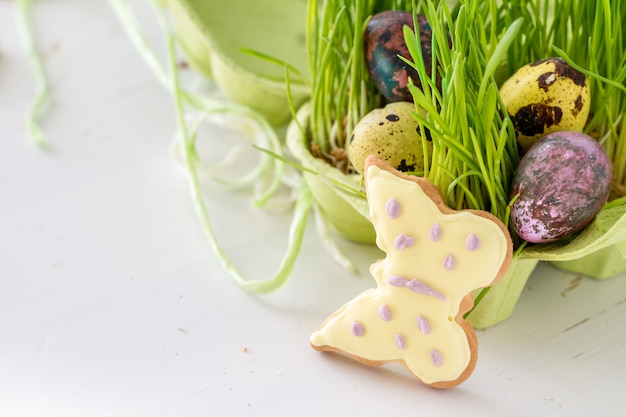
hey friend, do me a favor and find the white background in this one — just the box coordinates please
[1,1,625,416]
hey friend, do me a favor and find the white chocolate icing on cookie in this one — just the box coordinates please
[310,157,512,388]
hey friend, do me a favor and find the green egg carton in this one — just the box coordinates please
[165,0,310,126]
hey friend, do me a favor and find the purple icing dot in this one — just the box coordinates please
[386,199,401,219]
[417,316,431,334]
[443,254,456,270]
[429,223,442,241]
[394,234,415,250]
[395,334,406,350]
[378,304,392,321]
[351,321,365,337]
[430,349,443,367]
[466,233,481,251]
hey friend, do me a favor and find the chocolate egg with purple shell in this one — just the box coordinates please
[510,131,612,243]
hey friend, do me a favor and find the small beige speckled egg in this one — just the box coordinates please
[347,101,432,175]
[499,57,590,150]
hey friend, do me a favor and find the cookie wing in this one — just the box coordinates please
[311,156,513,388]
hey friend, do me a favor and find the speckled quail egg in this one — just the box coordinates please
[510,131,612,243]
[364,11,435,102]
[500,57,591,150]
[347,101,432,175]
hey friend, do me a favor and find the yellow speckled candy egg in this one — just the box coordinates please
[499,57,590,150]
[348,101,432,175]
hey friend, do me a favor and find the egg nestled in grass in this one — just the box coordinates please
[500,57,591,150]
[510,131,612,243]
[347,101,432,175]
[364,11,435,102]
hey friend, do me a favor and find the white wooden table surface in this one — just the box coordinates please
[1,1,624,416]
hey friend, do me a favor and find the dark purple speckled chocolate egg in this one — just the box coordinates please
[364,11,434,102]
[510,131,612,243]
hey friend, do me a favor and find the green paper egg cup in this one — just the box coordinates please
[166,0,310,126]
[550,245,626,279]
[287,103,376,244]
[523,208,626,280]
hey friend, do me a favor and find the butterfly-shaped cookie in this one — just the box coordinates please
[310,156,513,388]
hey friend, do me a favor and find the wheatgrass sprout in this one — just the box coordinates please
[306,0,413,160]
[568,1,626,195]
[306,0,524,230]
[497,0,626,198]
[403,0,522,227]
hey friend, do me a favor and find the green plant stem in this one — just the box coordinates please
[499,0,626,194]
[110,0,314,293]
[16,0,48,146]
[405,0,520,224]
[163,5,313,294]
[307,0,411,153]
